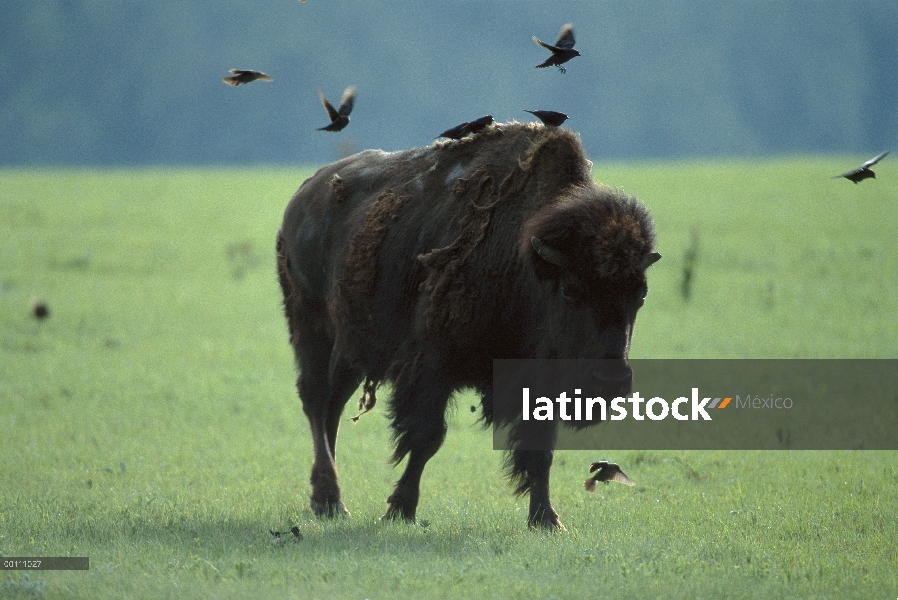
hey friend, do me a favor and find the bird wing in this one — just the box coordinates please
[222,76,241,86]
[609,470,635,486]
[338,86,356,117]
[533,36,558,52]
[318,89,340,122]
[255,72,273,82]
[584,478,598,493]
[555,23,576,49]
[862,151,889,169]
[588,461,608,473]
[832,168,862,179]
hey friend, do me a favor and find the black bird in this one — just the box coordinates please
[464,115,494,136]
[31,300,50,320]
[318,86,356,132]
[436,121,470,140]
[222,69,273,86]
[832,151,889,183]
[533,23,581,73]
[523,110,569,127]
[584,461,635,492]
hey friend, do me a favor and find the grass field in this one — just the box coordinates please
[1,160,896,599]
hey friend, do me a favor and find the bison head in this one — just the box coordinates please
[520,184,659,393]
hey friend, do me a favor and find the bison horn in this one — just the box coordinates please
[530,236,569,267]
[642,252,661,270]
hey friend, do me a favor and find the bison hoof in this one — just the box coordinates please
[380,505,416,523]
[528,513,566,531]
[310,498,350,518]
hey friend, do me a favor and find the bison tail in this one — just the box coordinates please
[501,451,532,497]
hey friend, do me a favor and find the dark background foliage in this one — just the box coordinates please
[1,0,896,165]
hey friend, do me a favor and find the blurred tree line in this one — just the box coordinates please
[1,0,895,166]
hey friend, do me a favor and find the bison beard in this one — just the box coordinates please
[276,122,658,529]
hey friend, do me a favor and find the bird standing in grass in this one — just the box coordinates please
[318,86,356,132]
[832,151,889,183]
[222,69,273,86]
[523,110,569,127]
[584,461,635,491]
[533,24,580,73]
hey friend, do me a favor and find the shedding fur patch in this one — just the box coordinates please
[329,174,347,203]
[349,378,378,422]
[334,189,408,367]
[417,149,539,333]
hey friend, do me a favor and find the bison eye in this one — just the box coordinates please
[559,281,585,304]
[559,284,574,303]
[636,285,649,308]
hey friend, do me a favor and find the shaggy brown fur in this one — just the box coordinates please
[276,122,658,530]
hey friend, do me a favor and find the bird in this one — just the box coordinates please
[31,300,50,320]
[832,151,889,183]
[318,86,356,132]
[463,115,494,136]
[222,69,273,86]
[523,110,569,127]
[436,121,471,140]
[584,461,635,492]
[533,23,581,73]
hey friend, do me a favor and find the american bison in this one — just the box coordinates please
[276,122,659,529]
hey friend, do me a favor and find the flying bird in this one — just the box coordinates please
[533,23,581,73]
[832,151,889,183]
[584,461,635,492]
[523,110,569,127]
[436,121,470,140]
[318,86,356,132]
[222,69,273,86]
[464,115,494,136]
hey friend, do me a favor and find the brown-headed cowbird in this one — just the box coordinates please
[222,69,273,86]
[533,24,580,73]
[584,460,635,492]
[832,151,889,183]
[523,110,569,127]
[318,86,356,132]
[464,115,493,135]
[436,122,470,140]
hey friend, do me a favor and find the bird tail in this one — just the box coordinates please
[222,77,240,86]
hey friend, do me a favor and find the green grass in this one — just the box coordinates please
[1,160,897,598]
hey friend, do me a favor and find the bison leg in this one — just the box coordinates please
[381,365,452,522]
[507,449,565,530]
[298,346,361,518]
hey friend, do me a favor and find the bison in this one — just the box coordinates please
[276,122,659,529]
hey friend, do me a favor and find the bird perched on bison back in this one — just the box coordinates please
[435,116,493,140]
[533,23,580,73]
[524,110,569,127]
[832,151,889,183]
[435,122,470,140]
[317,86,356,132]
[584,461,635,492]
[222,69,273,86]
[464,115,494,136]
